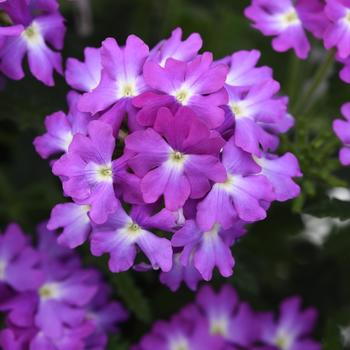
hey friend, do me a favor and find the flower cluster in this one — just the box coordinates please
[0,223,128,350]
[132,284,320,350]
[245,0,350,84]
[0,0,65,86]
[34,28,301,290]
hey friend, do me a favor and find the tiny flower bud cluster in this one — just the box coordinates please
[0,0,65,86]
[34,28,302,290]
[0,223,128,350]
[132,285,321,350]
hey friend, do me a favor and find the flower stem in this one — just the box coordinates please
[294,49,335,116]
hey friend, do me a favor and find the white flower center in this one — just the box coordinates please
[204,223,220,239]
[62,132,73,152]
[166,150,187,171]
[173,87,192,105]
[274,330,293,350]
[0,261,6,280]
[345,10,350,25]
[117,81,137,99]
[39,283,59,300]
[170,338,189,350]
[210,317,228,336]
[96,164,113,182]
[22,22,43,46]
[230,102,246,119]
[281,9,300,26]
[217,174,235,192]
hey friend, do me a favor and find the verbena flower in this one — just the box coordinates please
[125,107,226,210]
[333,102,350,165]
[35,29,301,286]
[34,91,91,160]
[324,0,350,59]
[245,0,327,59]
[133,285,320,350]
[0,223,127,350]
[91,205,174,272]
[258,297,320,350]
[0,0,65,85]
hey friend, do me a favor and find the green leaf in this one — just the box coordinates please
[112,273,152,324]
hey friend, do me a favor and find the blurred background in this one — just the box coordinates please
[0,0,350,348]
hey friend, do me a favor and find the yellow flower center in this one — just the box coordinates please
[39,283,58,299]
[174,88,191,105]
[127,222,141,233]
[230,102,245,118]
[283,9,299,25]
[22,22,42,45]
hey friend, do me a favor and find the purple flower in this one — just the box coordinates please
[66,47,101,92]
[333,102,350,165]
[149,27,202,67]
[324,0,350,59]
[0,0,65,85]
[222,50,272,89]
[258,297,320,350]
[196,286,257,346]
[197,140,274,230]
[172,220,246,280]
[254,152,302,201]
[78,35,149,132]
[245,0,327,59]
[0,223,42,292]
[91,205,174,272]
[125,107,226,210]
[84,282,128,350]
[47,202,92,249]
[52,120,120,224]
[221,80,287,155]
[34,91,91,160]
[134,52,228,128]
[159,253,202,291]
[137,311,224,350]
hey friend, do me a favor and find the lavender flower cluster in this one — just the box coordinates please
[132,285,320,350]
[33,28,302,291]
[0,223,128,350]
[245,0,350,83]
[0,0,65,86]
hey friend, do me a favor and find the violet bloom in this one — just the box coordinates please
[172,220,246,280]
[196,285,257,346]
[333,102,350,165]
[197,140,274,230]
[79,35,149,132]
[34,91,91,160]
[324,0,350,59]
[159,253,202,291]
[223,50,272,89]
[52,120,120,224]
[84,282,128,350]
[0,0,65,85]
[0,223,42,292]
[47,202,92,249]
[245,0,327,59]
[254,152,302,201]
[258,297,320,350]
[125,107,226,210]
[137,313,224,350]
[134,52,228,128]
[148,27,202,67]
[66,47,101,92]
[91,205,174,272]
[222,80,287,155]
